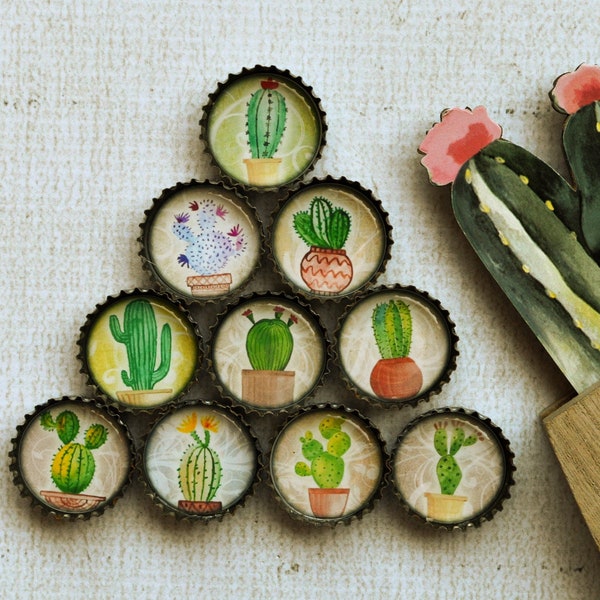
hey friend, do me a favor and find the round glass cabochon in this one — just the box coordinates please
[143,404,257,516]
[144,182,261,301]
[393,411,509,525]
[204,69,324,189]
[17,399,131,514]
[83,292,199,409]
[272,181,389,298]
[338,288,454,404]
[270,408,384,522]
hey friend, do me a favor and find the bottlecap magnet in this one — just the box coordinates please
[140,402,260,520]
[271,176,392,300]
[78,289,201,411]
[209,293,328,413]
[10,397,133,518]
[391,407,515,529]
[200,65,327,191]
[337,285,458,408]
[269,404,387,525]
[140,180,262,302]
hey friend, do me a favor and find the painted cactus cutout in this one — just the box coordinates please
[40,410,108,496]
[246,79,287,159]
[419,64,600,392]
[109,299,172,392]
[177,412,223,512]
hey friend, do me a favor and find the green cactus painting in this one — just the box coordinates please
[369,299,423,400]
[176,412,223,514]
[39,410,108,508]
[109,299,172,393]
[294,416,352,518]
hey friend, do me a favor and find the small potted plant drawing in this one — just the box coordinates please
[424,420,482,522]
[241,306,297,407]
[39,410,108,511]
[369,299,423,400]
[109,298,173,406]
[243,78,287,186]
[172,199,246,296]
[293,195,353,295]
[294,416,352,518]
[176,412,223,514]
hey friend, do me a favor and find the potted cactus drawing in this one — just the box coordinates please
[176,412,223,514]
[109,298,173,406]
[293,195,353,295]
[39,410,108,511]
[369,299,423,400]
[241,306,297,407]
[172,199,246,296]
[243,78,287,186]
[424,421,480,522]
[294,416,352,518]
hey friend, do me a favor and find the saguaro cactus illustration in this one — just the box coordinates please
[109,299,172,391]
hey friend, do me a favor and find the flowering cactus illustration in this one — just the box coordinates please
[293,196,351,250]
[294,417,351,489]
[419,64,600,391]
[177,412,222,504]
[109,299,172,391]
[242,306,297,371]
[172,199,246,275]
[246,79,287,159]
[40,410,108,495]
[432,421,479,495]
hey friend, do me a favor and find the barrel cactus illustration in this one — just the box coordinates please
[246,79,287,159]
[109,299,172,391]
[177,412,222,505]
[294,416,351,489]
[40,410,108,495]
[370,299,423,400]
[419,64,600,392]
[242,306,296,371]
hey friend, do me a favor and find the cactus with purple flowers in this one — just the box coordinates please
[246,79,287,159]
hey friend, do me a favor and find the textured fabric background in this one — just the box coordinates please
[2,1,600,598]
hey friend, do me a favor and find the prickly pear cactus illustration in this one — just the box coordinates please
[294,416,351,488]
[432,422,478,495]
[172,199,246,274]
[246,79,287,159]
[293,196,351,250]
[109,298,172,391]
[177,413,222,503]
[40,410,108,495]
[242,306,297,371]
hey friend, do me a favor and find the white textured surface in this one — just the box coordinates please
[2,1,600,598]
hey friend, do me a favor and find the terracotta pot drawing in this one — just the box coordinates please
[308,488,350,518]
[40,490,106,512]
[424,492,468,522]
[186,273,232,296]
[300,247,353,295]
[370,357,423,400]
[243,158,282,186]
[241,369,295,407]
[177,500,223,515]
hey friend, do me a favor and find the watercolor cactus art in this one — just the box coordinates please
[419,64,600,393]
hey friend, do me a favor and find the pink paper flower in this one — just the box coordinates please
[419,106,502,186]
[550,64,600,114]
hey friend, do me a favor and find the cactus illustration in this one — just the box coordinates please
[242,306,297,371]
[293,196,351,250]
[109,299,172,391]
[177,412,222,504]
[372,299,413,359]
[432,421,479,495]
[172,199,246,275]
[294,417,351,489]
[246,79,287,159]
[40,410,108,495]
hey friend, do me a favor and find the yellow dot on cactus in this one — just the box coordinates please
[498,231,510,246]
[522,264,530,274]
[545,200,555,211]
[574,319,583,329]
[545,289,556,299]
[519,174,529,185]
[495,156,506,164]
[465,168,472,184]
[479,203,490,214]
[596,122,600,133]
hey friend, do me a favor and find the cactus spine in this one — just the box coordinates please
[243,306,296,371]
[293,196,351,250]
[433,422,478,495]
[246,79,287,159]
[109,299,172,391]
[372,299,412,359]
[41,410,108,495]
[295,417,351,488]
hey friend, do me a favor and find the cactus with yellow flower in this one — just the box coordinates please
[177,412,223,513]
